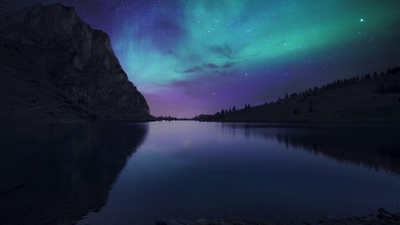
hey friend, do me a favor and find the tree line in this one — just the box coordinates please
[194,66,400,121]
[193,104,251,121]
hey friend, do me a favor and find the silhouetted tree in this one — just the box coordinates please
[276,98,282,106]
[285,93,289,99]
[233,106,236,112]
[386,68,392,75]
[221,109,225,114]
[351,77,357,85]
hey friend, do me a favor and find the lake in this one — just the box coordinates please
[1,121,400,224]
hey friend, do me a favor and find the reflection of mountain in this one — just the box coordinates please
[0,123,148,224]
[222,124,400,176]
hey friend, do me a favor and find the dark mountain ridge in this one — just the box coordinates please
[196,67,400,123]
[0,3,152,124]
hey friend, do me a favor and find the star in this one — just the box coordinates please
[1,0,399,118]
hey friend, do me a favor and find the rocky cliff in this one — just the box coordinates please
[0,3,152,123]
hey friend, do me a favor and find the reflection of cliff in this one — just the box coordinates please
[0,123,148,225]
[222,124,400,176]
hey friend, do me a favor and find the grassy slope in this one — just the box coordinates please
[208,71,400,123]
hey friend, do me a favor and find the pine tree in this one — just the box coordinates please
[373,71,378,80]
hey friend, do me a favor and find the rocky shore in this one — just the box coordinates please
[155,208,400,225]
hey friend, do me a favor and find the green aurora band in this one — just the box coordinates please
[109,0,399,117]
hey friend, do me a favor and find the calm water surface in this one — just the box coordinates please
[1,121,400,224]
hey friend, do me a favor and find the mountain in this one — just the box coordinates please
[0,3,152,124]
[195,67,400,123]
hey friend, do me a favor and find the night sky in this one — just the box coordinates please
[1,1,400,118]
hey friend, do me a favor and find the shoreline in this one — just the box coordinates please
[155,208,400,225]
[3,118,400,125]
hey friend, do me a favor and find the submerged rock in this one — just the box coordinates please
[155,220,169,225]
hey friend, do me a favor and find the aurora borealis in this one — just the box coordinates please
[2,1,400,118]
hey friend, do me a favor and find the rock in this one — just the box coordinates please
[0,3,152,123]
[377,213,393,220]
[377,207,393,220]
[0,182,25,193]
[194,218,209,225]
[155,220,168,225]
[168,218,194,225]
[219,222,232,225]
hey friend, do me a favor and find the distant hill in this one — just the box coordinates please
[195,67,400,123]
[0,3,152,124]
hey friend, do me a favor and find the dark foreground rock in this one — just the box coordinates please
[318,208,400,225]
[0,3,152,124]
[156,208,400,225]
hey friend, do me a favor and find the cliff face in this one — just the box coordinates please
[0,3,151,123]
